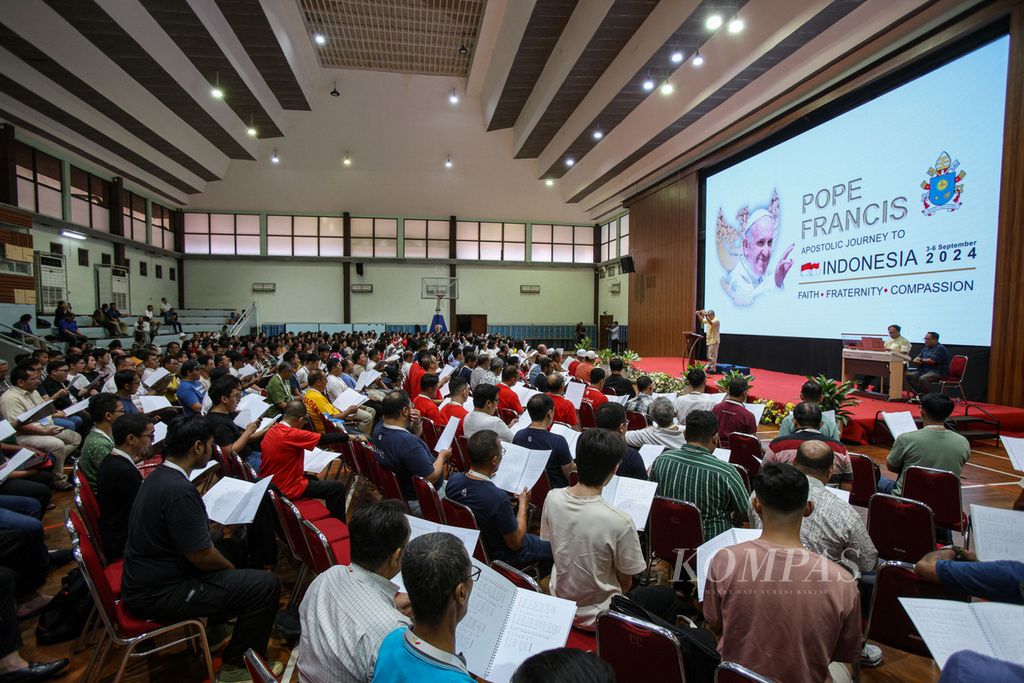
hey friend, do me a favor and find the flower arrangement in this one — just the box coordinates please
[645,371,688,394]
[754,399,795,425]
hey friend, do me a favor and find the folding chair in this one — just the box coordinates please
[626,411,648,431]
[578,401,597,429]
[717,661,780,683]
[372,459,411,512]
[901,466,970,545]
[646,497,704,581]
[74,470,109,566]
[419,419,440,451]
[731,463,752,494]
[301,519,350,571]
[441,498,489,563]
[498,408,519,426]
[244,648,281,682]
[938,355,968,399]
[267,490,329,606]
[449,436,471,472]
[867,494,936,563]
[490,560,541,592]
[413,475,445,523]
[596,610,686,683]
[65,510,121,653]
[847,453,879,507]
[728,433,762,480]
[70,510,215,683]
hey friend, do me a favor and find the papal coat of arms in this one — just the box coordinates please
[921,151,966,216]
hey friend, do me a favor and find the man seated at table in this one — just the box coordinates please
[764,402,852,486]
[374,391,449,515]
[445,431,552,576]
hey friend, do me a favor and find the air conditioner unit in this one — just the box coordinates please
[351,284,373,294]
[519,285,541,295]
[610,282,622,294]
[252,283,276,293]
[35,252,66,314]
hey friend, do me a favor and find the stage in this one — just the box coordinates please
[635,357,1024,443]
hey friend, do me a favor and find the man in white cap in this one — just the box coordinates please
[721,191,795,307]
[574,351,597,383]
[567,348,587,377]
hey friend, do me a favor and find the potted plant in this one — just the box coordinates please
[646,371,688,394]
[575,336,592,351]
[716,369,755,394]
[805,374,859,426]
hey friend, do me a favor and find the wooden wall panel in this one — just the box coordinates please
[988,4,1024,407]
[625,172,697,358]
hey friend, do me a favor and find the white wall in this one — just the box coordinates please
[350,263,448,324]
[31,226,115,315]
[457,266,593,323]
[598,271,629,322]
[125,246,179,313]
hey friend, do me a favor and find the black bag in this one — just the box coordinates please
[609,594,721,683]
[274,607,301,646]
[35,568,93,646]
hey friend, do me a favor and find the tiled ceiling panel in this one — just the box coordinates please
[299,0,486,76]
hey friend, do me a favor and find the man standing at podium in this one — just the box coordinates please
[859,324,912,392]
[697,310,720,374]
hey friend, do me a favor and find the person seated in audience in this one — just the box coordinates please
[548,349,566,373]
[457,352,476,384]
[673,368,715,425]
[0,493,59,621]
[573,351,597,383]
[299,500,412,683]
[113,368,144,415]
[937,651,1024,683]
[496,365,524,414]
[878,392,969,497]
[446,431,553,576]
[106,302,127,335]
[207,376,273,472]
[0,562,69,682]
[544,374,579,429]
[593,403,648,480]
[304,370,365,434]
[56,311,87,345]
[462,384,513,442]
[0,443,52,513]
[101,355,134,394]
[764,402,852,485]
[0,365,78,491]
[778,380,840,440]
[41,360,89,435]
[324,358,348,398]
[649,409,748,539]
[176,360,207,416]
[624,397,686,450]
[373,533,474,683]
[567,349,585,377]
[602,358,635,399]
[703,463,862,683]
[77,393,123,484]
[469,355,497,391]
[915,547,1024,604]
[265,362,295,416]
[542,429,678,631]
[511,648,615,683]
[405,353,430,397]
[374,391,449,514]
[261,401,357,521]
[96,413,152,561]
[413,374,444,426]
[158,355,181,405]
[513,395,575,489]
[624,376,655,416]
[122,415,283,682]
[439,376,470,438]
[583,368,609,408]
[710,376,757,447]
[528,355,549,389]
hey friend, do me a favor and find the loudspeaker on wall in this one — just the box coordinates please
[619,255,635,273]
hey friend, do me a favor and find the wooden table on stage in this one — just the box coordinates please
[841,349,905,400]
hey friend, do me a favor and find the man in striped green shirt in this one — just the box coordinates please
[649,410,749,539]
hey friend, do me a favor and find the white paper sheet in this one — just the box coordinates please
[508,409,534,436]
[548,423,580,458]
[15,400,55,425]
[332,388,369,411]
[744,403,767,424]
[511,385,541,405]
[1001,436,1024,472]
[440,382,451,398]
[601,475,658,531]
[0,420,14,441]
[970,504,1024,562]
[237,393,269,414]
[824,486,851,503]
[696,528,762,600]
[354,369,381,392]
[439,364,455,381]
[202,476,273,525]
[238,364,258,378]
[63,397,91,416]
[652,392,678,403]
[564,381,585,410]
[882,411,919,439]
[152,421,168,444]
[303,448,341,474]
[188,460,219,482]
[899,598,1024,669]
[606,394,629,405]
[394,516,481,593]
[142,367,170,388]
[435,416,461,453]
[491,443,550,493]
[638,444,665,471]
[138,396,172,413]
[712,448,732,463]
[0,449,36,483]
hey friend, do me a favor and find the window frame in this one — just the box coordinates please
[530,224,595,264]
[184,212,261,255]
[15,142,63,219]
[348,217,398,259]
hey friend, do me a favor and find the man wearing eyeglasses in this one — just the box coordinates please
[96,413,153,560]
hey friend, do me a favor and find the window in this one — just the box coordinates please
[404,220,450,259]
[15,142,63,219]
[78,248,88,267]
[121,189,147,243]
[170,267,176,281]
[49,242,63,255]
[101,252,111,265]
[70,166,110,231]
[152,203,174,251]
[139,261,147,277]
[264,215,344,256]
[155,264,162,278]
[455,221,526,261]
[619,213,629,257]
[531,224,594,263]
[600,219,618,262]
[349,218,397,258]
[184,213,260,255]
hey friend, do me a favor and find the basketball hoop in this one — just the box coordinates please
[421,278,458,332]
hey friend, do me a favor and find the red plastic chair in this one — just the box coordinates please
[244,648,281,682]
[301,519,351,571]
[413,475,445,523]
[901,466,970,542]
[848,453,879,507]
[491,560,541,592]
[578,401,597,429]
[419,419,440,451]
[498,408,519,426]
[566,628,597,652]
[717,661,779,682]
[74,470,108,565]
[350,441,378,486]
[440,498,489,563]
[865,560,970,657]
[602,387,618,396]
[529,470,551,515]
[626,410,648,431]
[867,494,936,563]
[69,510,215,682]
[372,459,411,512]
[731,463,751,494]
[938,355,968,398]
[647,497,704,579]
[449,436,471,472]
[267,490,323,607]
[596,610,686,683]
[728,433,762,480]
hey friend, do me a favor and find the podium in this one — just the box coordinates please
[841,349,904,400]
[683,332,703,366]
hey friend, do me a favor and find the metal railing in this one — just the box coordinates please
[0,321,63,353]
[228,302,256,337]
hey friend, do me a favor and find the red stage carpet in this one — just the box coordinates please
[635,357,1024,443]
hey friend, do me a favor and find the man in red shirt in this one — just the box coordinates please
[710,376,758,448]
[545,374,579,428]
[405,353,430,398]
[567,349,585,376]
[496,366,524,414]
[413,373,444,426]
[584,367,609,408]
[260,401,362,520]
[574,351,596,383]
[440,376,471,438]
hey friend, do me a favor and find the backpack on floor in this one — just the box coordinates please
[35,567,93,645]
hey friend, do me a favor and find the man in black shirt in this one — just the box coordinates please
[96,413,151,561]
[206,376,271,473]
[603,358,636,398]
[122,415,282,681]
[511,394,575,488]
[594,403,649,480]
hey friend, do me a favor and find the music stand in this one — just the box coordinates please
[683,331,703,367]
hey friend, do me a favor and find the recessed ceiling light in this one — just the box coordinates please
[545,179,554,187]
[706,14,723,30]
[343,152,352,166]
[444,156,453,168]
[660,81,674,95]
[271,151,279,164]
[670,50,683,64]
[728,15,744,33]
[642,78,655,91]
[448,89,459,104]
[314,33,326,45]
[692,50,704,67]
[246,127,257,137]
[210,85,223,99]
[593,129,603,140]
[565,158,575,167]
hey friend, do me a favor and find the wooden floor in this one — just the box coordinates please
[24,425,1020,682]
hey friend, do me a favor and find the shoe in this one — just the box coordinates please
[861,643,883,667]
[207,621,234,651]
[48,549,73,570]
[0,659,70,682]
[216,661,284,683]
[53,480,73,492]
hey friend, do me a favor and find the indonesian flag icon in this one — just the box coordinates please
[801,262,820,276]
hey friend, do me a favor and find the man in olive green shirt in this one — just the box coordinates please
[778,380,841,441]
[879,393,969,496]
[78,393,124,484]
[264,363,294,416]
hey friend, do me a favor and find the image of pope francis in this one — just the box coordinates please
[716,188,795,307]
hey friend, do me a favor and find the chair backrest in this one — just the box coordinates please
[866,560,970,657]
[530,470,551,513]
[731,463,751,494]
[497,408,518,426]
[373,459,410,512]
[69,510,119,632]
[717,661,779,683]
[901,466,966,531]
[440,498,489,563]
[626,410,648,431]
[74,471,107,564]
[491,560,540,592]
[243,648,281,682]
[350,441,376,480]
[413,475,445,523]
[603,387,618,396]
[578,401,597,429]
[847,453,878,507]
[728,433,762,479]
[449,436,470,472]
[419,419,439,451]
[301,519,338,574]
[867,494,936,563]
[947,355,968,380]
[649,497,704,572]
[596,610,686,683]
[269,490,313,566]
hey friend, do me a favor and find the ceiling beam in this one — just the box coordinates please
[473,0,534,121]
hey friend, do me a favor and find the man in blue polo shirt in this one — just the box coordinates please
[373,390,449,514]
[446,431,553,576]
[176,360,206,416]
[512,394,575,488]
[905,331,950,396]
